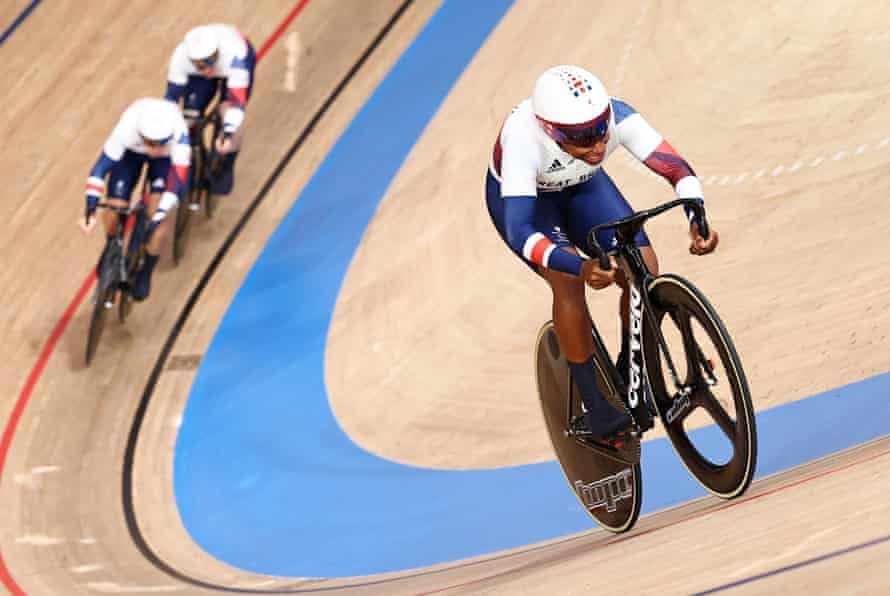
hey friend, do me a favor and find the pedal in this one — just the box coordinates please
[567,416,641,465]
[581,432,641,466]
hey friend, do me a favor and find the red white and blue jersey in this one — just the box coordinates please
[489,98,703,274]
[491,98,703,199]
[166,24,252,134]
[85,98,191,214]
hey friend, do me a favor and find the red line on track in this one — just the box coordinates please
[257,0,311,61]
[0,2,309,593]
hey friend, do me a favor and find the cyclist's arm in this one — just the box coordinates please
[221,55,251,135]
[85,127,127,208]
[164,44,190,103]
[500,128,584,276]
[613,98,704,222]
[154,131,192,225]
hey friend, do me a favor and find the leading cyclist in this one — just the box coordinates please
[486,65,718,443]
[82,97,191,301]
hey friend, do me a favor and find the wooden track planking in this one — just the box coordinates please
[2,0,890,594]
[326,0,890,468]
[0,1,436,593]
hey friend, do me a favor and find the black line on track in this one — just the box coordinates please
[121,2,424,592]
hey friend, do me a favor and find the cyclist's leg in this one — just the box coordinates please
[130,158,171,301]
[103,151,144,231]
[182,74,219,130]
[99,152,143,271]
[485,171,631,438]
[563,169,659,380]
[182,75,217,204]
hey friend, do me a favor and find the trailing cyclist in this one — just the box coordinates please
[485,65,719,443]
[82,97,191,301]
[165,23,256,196]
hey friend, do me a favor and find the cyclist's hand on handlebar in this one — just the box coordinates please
[215,132,235,154]
[80,197,98,233]
[581,255,618,290]
[689,221,719,255]
[80,213,97,234]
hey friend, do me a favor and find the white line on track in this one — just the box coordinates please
[70,564,105,574]
[611,0,650,94]
[284,31,300,93]
[84,582,182,593]
[15,534,65,546]
[694,134,890,186]
[14,465,61,488]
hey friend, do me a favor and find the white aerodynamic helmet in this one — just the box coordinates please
[138,100,177,146]
[532,65,612,146]
[185,25,220,66]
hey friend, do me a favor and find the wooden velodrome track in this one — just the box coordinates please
[3,1,890,594]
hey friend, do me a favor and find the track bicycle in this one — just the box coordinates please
[85,201,149,365]
[172,99,225,264]
[535,198,758,532]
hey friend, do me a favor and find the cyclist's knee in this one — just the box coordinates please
[641,245,659,275]
[542,265,583,295]
[614,267,629,290]
[145,223,167,252]
[183,108,202,129]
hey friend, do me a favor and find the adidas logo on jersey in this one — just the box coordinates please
[545,158,564,173]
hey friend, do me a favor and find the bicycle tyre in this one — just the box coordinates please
[204,181,217,219]
[87,239,126,365]
[173,148,201,265]
[204,116,223,219]
[535,321,643,533]
[204,153,220,220]
[642,274,757,499]
[118,248,141,323]
[86,283,115,366]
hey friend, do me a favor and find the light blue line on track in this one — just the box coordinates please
[173,0,890,578]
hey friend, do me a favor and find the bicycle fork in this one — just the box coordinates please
[637,281,718,420]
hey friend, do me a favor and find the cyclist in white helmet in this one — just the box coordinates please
[165,23,256,195]
[486,65,718,443]
[82,97,191,300]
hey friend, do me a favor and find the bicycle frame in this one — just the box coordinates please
[96,205,144,287]
[190,113,222,183]
[186,82,224,177]
[547,198,756,510]
[586,198,711,417]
